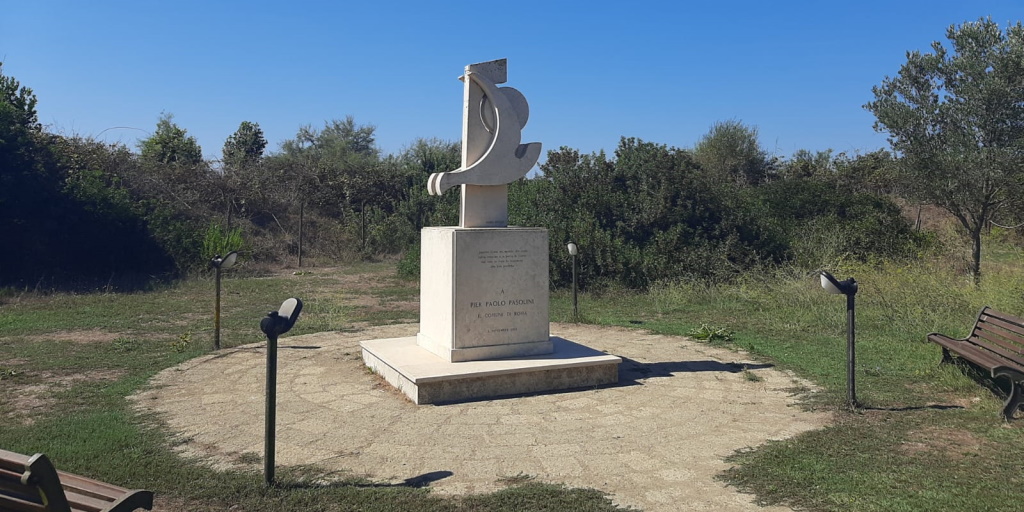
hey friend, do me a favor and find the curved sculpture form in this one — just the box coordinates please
[427,71,541,196]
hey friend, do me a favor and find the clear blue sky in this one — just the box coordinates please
[3,1,1021,163]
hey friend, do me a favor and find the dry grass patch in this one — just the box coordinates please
[899,426,990,459]
[27,328,125,344]
[1,369,125,425]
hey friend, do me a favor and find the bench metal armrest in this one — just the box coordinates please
[103,489,155,512]
[994,366,1024,382]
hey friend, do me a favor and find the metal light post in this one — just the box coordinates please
[260,298,303,486]
[298,201,304,268]
[210,251,238,350]
[567,242,579,320]
[820,270,859,408]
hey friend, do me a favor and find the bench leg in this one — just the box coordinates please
[940,347,954,365]
[1002,379,1023,421]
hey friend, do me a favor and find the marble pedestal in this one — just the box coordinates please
[361,226,620,404]
[417,226,551,362]
[361,336,621,404]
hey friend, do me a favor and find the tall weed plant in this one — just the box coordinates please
[201,222,247,262]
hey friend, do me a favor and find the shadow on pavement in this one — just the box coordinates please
[278,470,454,490]
[618,357,774,385]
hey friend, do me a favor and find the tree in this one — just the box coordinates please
[395,138,461,229]
[0,63,39,132]
[134,114,214,270]
[781,149,834,180]
[134,113,211,208]
[833,150,897,195]
[221,121,268,223]
[693,120,773,186]
[0,61,45,194]
[222,120,267,170]
[138,113,203,166]
[865,18,1024,283]
[0,62,44,198]
[275,116,381,214]
[0,62,59,282]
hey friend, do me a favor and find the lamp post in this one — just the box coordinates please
[260,298,303,486]
[567,242,578,320]
[820,270,859,408]
[210,251,238,350]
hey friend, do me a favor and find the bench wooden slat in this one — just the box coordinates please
[0,476,41,499]
[0,469,47,512]
[66,490,111,512]
[968,333,1024,367]
[81,491,154,512]
[0,450,33,471]
[1,466,27,482]
[980,307,1024,327]
[974,320,1024,359]
[0,493,47,512]
[979,311,1024,332]
[930,335,1009,371]
[59,473,153,512]
[976,316,1024,344]
[59,473,131,502]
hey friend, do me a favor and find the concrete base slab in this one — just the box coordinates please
[361,336,621,404]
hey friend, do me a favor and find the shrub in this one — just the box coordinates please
[201,222,246,262]
[396,243,420,280]
[750,179,925,267]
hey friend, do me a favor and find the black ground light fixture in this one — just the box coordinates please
[211,251,238,350]
[567,242,579,320]
[819,270,859,408]
[260,297,303,486]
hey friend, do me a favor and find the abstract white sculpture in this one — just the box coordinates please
[428,59,541,227]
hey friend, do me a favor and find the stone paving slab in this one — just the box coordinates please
[131,323,831,511]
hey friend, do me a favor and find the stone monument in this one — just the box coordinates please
[361,59,620,404]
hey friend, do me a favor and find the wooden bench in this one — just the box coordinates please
[0,449,153,512]
[928,306,1024,420]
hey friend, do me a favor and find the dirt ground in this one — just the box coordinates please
[131,323,831,512]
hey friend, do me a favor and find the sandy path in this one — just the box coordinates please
[131,323,829,511]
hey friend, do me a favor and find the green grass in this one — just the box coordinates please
[0,262,623,511]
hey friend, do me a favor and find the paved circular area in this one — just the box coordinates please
[131,323,830,511]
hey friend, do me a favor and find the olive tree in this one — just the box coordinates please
[865,18,1024,283]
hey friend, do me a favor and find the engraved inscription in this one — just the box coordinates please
[470,295,535,330]
[487,327,518,334]
[470,298,535,308]
[478,249,528,269]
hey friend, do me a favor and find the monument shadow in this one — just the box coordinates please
[427,340,774,404]
[616,357,775,387]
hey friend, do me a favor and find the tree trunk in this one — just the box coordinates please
[360,201,367,252]
[971,227,982,286]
